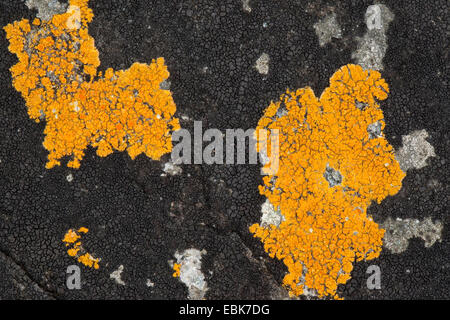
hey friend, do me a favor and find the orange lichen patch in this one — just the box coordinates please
[251,64,405,299]
[62,228,81,244]
[78,227,88,233]
[77,253,100,269]
[4,0,180,169]
[172,263,181,278]
[62,228,100,269]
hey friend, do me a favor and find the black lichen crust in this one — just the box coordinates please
[0,0,448,299]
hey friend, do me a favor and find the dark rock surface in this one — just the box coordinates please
[0,0,448,299]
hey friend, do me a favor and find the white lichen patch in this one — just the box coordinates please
[260,199,284,228]
[242,0,251,13]
[110,265,125,285]
[146,279,154,287]
[301,283,318,299]
[161,161,183,176]
[174,248,208,300]
[181,114,191,121]
[396,129,436,171]
[381,217,443,254]
[313,12,342,47]
[26,0,67,21]
[255,53,270,75]
[66,173,73,182]
[352,4,394,70]
[367,121,382,139]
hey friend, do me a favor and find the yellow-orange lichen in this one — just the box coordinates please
[4,0,180,169]
[63,227,99,269]
[172,263,181,278]
[250,64,405,299]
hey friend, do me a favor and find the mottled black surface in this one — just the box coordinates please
[0,0,448,299]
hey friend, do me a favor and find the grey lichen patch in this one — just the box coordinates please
[367,121,382,139]
[242,0,251,13]
[255,53,270,75]
[174,249,208,300]
[159,79,171,90]
[352,4,394,70]
[427,178,442,191]
[161,161,182,176]
[275,108,288,119]
[260,199,285,228]
[324,165,342,187]
[356,100,369,110]
[381,217,443,254]
[25,0,68,21]
[275,102,288,119]
[396,129,436,171]
[313,12,342,47]
[110,265,126,285]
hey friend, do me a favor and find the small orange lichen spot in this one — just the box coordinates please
[78,253,100,270]
[62,229,80,244]
[78,227,88,233]
[67,247,80,257]
[173,263,181,278]
[62,227,100,269]
[251,64,405,299]
[4,0,180,169]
